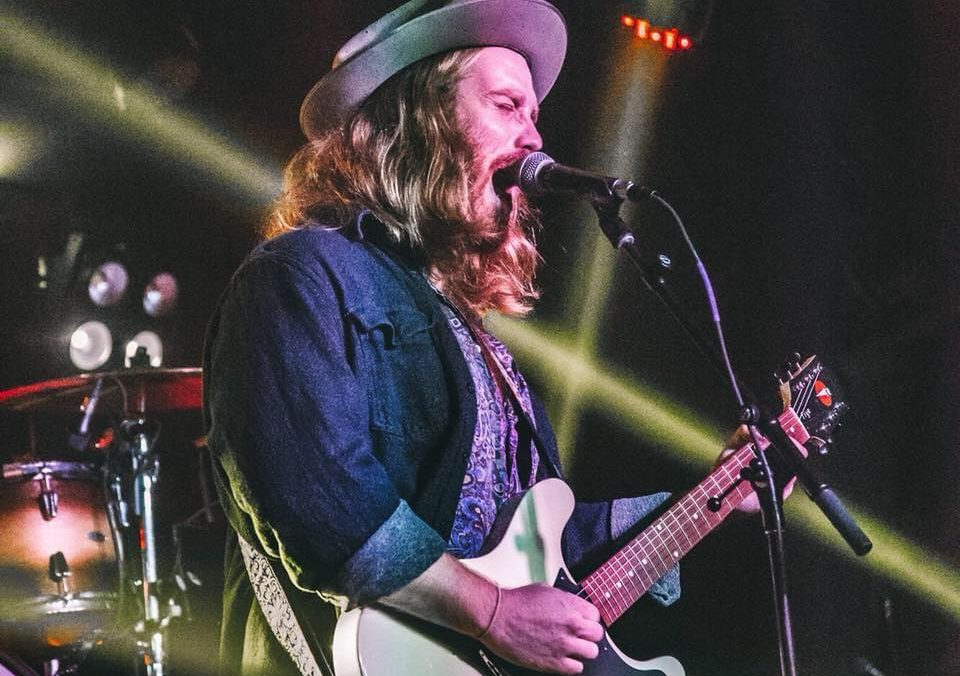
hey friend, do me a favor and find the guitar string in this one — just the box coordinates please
[794,363,821,416]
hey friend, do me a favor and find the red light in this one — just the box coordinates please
[636,20,649,39]
[621,15,635,27]
[664,29,678,50]
[680,36,692,49]
[650,31,662,42]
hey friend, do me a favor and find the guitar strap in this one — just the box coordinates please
[237,535,331,676]
[473,327,562,480]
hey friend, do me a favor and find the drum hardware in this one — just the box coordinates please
[37,472,58,521]
[67,380,102,454]
[47,553,71,598]
[107,474,130,529]
[119,415,174,676]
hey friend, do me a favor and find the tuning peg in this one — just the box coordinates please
[780,359,794,377]
[807,438,831,456]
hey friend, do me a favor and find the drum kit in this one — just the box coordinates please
[0,368,221,676]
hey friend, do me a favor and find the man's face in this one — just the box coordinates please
[454,47,543,224]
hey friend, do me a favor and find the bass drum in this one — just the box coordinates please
[0,461,117,652]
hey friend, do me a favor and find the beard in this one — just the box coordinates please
[463,148,537,253]
[421,149,542,318]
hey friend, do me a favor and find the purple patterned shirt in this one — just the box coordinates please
[437,301,539,558]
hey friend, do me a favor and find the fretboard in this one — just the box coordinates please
[580,408,809,626]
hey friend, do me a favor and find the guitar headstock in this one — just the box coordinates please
[777,354,849,455]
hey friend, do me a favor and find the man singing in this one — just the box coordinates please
[205,1,692,674]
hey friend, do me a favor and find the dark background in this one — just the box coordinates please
[0,1,957,675]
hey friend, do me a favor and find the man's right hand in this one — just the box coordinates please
[479,583,604,674]
[381,553,603,674]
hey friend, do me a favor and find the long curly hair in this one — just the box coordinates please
[266,49,540,318]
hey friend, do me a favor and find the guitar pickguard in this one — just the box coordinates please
[552,568,679,676]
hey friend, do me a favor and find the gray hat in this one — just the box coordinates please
[299,0,567,139]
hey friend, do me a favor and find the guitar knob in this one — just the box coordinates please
[807,437,831,456]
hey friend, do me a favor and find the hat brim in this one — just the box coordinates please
[299,0,567,139]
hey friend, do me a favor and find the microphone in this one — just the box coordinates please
[511,151,655,201]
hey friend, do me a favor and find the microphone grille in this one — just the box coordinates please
[517,151,554,193]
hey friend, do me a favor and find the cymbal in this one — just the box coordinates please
[0,368,202,415]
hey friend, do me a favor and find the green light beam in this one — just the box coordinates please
[0,7,282,202]
[553,39,669,459]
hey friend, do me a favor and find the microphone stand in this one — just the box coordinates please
[587,189,872,676]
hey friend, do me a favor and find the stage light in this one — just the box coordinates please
[125,330,163,367]
[88,261,129,307]
[69,320,112,370]
[143,272,178,317]
[622,16,695,52]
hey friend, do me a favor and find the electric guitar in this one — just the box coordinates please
[332,355,848,675]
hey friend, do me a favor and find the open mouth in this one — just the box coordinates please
[493,164,519,195]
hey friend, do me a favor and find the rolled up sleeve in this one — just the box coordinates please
[611,495,681,606]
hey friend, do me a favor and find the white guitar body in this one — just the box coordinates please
[332,479,685,676]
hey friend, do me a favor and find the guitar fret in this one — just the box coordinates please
[609,553,640,609]
[624,543,654,598]
[606,559,631,612]
[601,548,638,610]
[596,563,628,619]
[673,500,698,554]
[619,546,656,590]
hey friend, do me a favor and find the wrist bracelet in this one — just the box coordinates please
[476,585,502,639]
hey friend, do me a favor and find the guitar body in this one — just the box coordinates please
[332,479,685,676]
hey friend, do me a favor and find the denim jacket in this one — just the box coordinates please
[203,215,679,675]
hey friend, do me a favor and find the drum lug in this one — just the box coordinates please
[38,471,59,520]
[48,551,72,597]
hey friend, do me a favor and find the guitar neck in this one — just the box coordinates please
[580,408,809,626]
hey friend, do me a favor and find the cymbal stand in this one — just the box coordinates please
[120,416,179,676]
